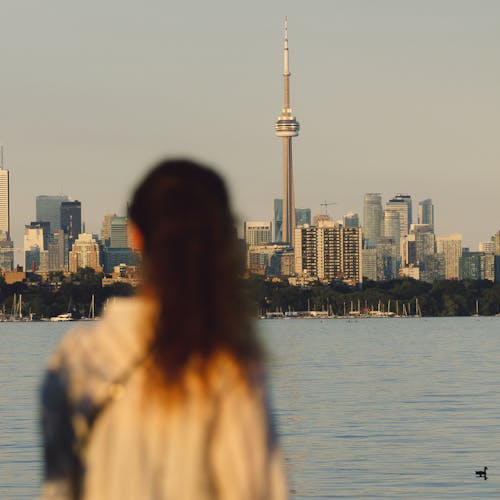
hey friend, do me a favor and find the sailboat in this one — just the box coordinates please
[86,294,97,320]
[473,300,479,317]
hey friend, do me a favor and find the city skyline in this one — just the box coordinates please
[1,2,499,250]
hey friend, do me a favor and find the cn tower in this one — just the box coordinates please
[275,17,300,245]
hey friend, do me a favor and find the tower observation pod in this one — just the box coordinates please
[275,17,300,245]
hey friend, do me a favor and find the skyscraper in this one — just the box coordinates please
[418,199,434,230]
[385,196,410,240]
[36,195,69,232]
[363,193,382,247]
[0,147,13,270]
[110,215,129,248]
[61,200,82,245]
[0,146,10,240]
[275,18,300,245]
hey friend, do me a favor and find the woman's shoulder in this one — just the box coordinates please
[45,296,156,400]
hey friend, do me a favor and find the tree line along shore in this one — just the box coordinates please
[244,276,500,317]
[0,269,499,319]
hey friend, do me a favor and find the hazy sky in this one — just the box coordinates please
[1,0,499,252]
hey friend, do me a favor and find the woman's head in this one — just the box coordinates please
[129,159,260,386]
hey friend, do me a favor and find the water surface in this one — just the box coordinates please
[1,317,499,499]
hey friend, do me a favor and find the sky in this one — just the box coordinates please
[1,0,499,255]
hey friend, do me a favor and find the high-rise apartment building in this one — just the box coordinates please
[363,193,382,248]
[459,251,495,281]
[244,221,272,247]
[436,234,462,280]
[36,195,69,232]
[418,199,434,230]
[478,241,495,253]
[61,200,82,245]
[275,18,300,245]
[294,222,362,285]
[245,222,272,247]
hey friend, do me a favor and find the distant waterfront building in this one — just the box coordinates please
[478,240,495,253]
[363,193,382,247]
[48,230,67,271]
[0,161,10,240]
[343,212,359,228]
[69,233,102,273]
[273,199,283,242]
[361,248,377,281]
[419,253,446,283]
[395,194,412,232]
[61,200,82,246]
[24,226,45,271]
[399,265,420,280]
[383,209,401,257]
[244,221,272,246]
[275,19,300,245]
[493,230,500,255]
[418,199,434,230]
[36,195,69,232]
[459,251,495,281]
[376,238,398,280]
[436,234,462,280]
[247,244,294,276]
[385,196,410,241]
[100,213,116,247]
[294,222,362,285]
[295,208,311,227]
[110,216,128,248]
[0,148,13,270]
[0,239,14,271]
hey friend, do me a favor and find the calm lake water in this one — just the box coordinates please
[1,317,500,499]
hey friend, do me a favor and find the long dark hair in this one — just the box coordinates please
[129,159,261,389]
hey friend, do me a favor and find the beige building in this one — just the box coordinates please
[436,234,462,279]
[294,222,362,285]
[69,233,102,273]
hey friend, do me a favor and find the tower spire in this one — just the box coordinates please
[275,18,300,245]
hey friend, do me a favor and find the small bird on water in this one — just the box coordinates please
[475,466,488,478]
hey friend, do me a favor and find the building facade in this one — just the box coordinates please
[61,200,82,246]
[418,199,434,230]
[69,233,101,273]
[244,221,272,247]
[36,195,69,232]
[436,234,462,280]
[363,193,382,247]
[294,222,362,284]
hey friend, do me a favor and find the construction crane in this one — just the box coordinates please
[320,201,336,216]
